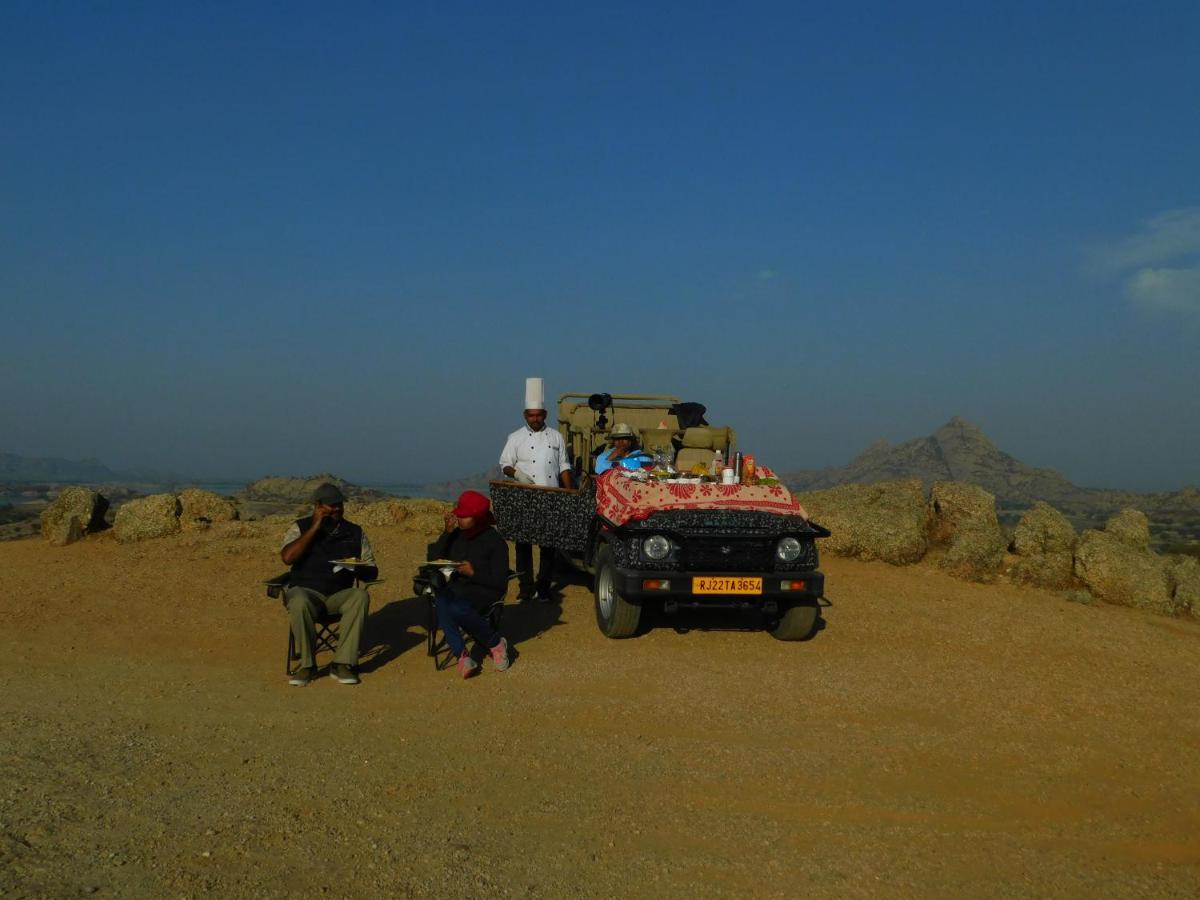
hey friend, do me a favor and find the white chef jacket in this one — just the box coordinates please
[499,425,572,487]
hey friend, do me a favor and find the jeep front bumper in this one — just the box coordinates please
[612,568,824,605]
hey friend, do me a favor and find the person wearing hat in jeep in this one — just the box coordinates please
[498,376,574,603]
[426,490,511,678]
[280,482,378,686]
[594,422,653,475]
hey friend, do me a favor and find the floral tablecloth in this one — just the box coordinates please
[594,466,808,526]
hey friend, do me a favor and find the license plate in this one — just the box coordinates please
[692,576,763,595]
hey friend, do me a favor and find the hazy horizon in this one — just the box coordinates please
[2,4,1197,492]
[3,410,1196,494]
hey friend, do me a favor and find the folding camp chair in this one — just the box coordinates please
[413,564,512,671]
[267,573,383,676]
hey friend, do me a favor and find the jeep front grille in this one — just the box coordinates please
[682,538,773,572]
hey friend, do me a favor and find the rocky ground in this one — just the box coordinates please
[3,521,1200,897]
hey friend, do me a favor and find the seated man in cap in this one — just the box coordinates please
[426,490,510,679]
[280,483,378,686]
[594,423,653,475]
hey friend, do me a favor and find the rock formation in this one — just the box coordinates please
[179,489,239,529]
[928,481,1006,581]
[798,480,928,565]
[1102,509,1150,550]
[781,418,1200,546]
[114,494,183,543]
[39,486,110,546]
[801,481,1192,619]
[1073,509,1178,615]
[1167,556,1200,619]
[344,498,451,532]
[1009,501,1077,588]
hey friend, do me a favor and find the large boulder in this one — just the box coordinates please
[797,480,928,565]
[928,481,995,541]
[1074,530,1177,614]
[1167,555,1200,618]
[1104,508,1151,550]
[40,486,109,546]
[1010,501,1077,588]
[44,514,84,546]
[929,481,1006,581]
[1011,501,1076,556]
[113,494,182,543]
[179,489,238,529]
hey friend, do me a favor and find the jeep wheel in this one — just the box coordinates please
[769,603,818,641]
[593,544,641,638]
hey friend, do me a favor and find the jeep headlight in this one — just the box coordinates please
[776,537,802,562]
[642,534,671,561]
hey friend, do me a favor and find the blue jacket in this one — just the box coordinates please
[595,448,652,474]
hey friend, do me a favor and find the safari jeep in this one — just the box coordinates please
[489,392,829,640]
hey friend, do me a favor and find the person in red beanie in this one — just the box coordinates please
[426,490,511,677]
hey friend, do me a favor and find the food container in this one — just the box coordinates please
[721,467,735,485]
[743,454,756,483]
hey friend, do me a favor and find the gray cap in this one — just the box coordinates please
[313,483,346,505]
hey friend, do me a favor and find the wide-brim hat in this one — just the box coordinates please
[608,423,636,440]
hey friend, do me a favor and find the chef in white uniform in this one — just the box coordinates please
[499,377,575,602]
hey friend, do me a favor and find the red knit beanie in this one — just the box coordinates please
[452,490,491,519]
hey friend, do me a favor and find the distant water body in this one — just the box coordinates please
[192,482,244,496]
[200,481,432,498]
[362,482,429,497]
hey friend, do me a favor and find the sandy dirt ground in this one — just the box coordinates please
[2,521,1200,898]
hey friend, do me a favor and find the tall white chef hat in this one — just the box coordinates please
[524,376,546,411]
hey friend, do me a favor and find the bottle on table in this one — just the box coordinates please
[710,450,724,479]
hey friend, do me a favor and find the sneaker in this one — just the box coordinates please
[516,591,533,605]
[456,652,479,679]
[331,664,360,685]
[533,589,555,604]
[288,667,315,687]
[489,638,510,672]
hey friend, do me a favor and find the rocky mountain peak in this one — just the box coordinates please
[783,417,1077,504]
[933,416,994,448]
[931,417,1014,481]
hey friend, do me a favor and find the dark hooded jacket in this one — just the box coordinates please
[427,527,509,611]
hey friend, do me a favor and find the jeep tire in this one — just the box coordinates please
[769,602,819,641]
[593,544,641,638]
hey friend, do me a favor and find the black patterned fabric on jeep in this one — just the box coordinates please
[489,481,595,552]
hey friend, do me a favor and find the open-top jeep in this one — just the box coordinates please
[489,392,829,640]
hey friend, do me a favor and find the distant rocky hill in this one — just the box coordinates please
[0,452,183,484]
[782,418,1200,546]
[235,474,387,505]
[1,453,121,483]
[784,418,1080,503]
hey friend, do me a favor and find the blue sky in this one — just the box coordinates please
[2,1,1198,489]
